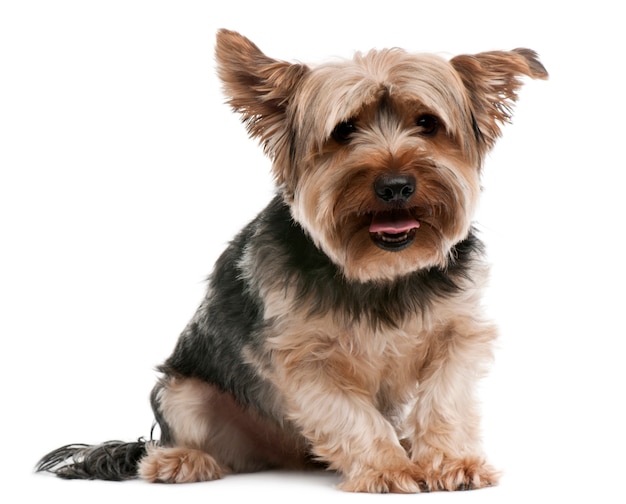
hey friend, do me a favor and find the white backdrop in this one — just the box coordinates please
[1,1,624,502]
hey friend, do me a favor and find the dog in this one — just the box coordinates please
[37,29,547,493]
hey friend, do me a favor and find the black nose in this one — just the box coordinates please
[373,174,416,203]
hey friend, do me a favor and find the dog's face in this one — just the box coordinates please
[216,30,547,282]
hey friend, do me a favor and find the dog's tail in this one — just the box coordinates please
[36,439,149,481]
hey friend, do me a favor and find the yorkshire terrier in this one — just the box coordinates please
[37,29,547,493]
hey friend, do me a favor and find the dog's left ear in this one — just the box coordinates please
[215,29,309,162]
[451,49,548,150]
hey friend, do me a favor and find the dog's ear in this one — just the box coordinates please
[215,30,309,159]
[451,49,548,150]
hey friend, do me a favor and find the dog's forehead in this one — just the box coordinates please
[293,49,470,140]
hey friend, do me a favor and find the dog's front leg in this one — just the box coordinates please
[270,333,423,493]
[407,318,500,491]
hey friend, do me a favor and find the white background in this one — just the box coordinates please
[1,1,624,502]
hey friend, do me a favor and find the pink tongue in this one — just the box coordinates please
[369,210,420,233]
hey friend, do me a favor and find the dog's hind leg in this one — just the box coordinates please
[139,375,308,483]
[139,444,223,483]
[138,377,224,483]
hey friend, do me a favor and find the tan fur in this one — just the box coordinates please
[283,57,485,282]
[139,445,223,483]
[139,30,546,493]
[143,377,309,479]
[252,256,499,492]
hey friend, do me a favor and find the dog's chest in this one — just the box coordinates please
[268,308,437,389]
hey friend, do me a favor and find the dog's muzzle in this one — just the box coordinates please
[370,175,419,251]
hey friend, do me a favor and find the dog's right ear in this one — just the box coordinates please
[215,29,309,160]
[450,49,548,152]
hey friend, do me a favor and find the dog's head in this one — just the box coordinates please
[216,30,547,282]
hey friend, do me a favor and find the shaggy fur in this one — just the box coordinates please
[37,29,547,493]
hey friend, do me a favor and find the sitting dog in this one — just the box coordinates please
[37,29,547,493]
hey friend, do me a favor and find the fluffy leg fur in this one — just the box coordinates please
[408,317,500,491]
[138,445,223,483]
[138,376,311,483]
[263,310,422,493]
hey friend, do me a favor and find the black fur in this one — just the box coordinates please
[36,194,483,480]
[36,441,148,480]
[161,195,482,400]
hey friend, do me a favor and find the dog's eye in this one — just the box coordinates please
[416,114,440,136]
[332,120,357,144]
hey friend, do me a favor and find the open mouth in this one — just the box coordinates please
[369,208,420,251]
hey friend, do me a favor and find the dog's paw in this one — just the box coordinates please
[138,445,223,483]
[338,465,423,494]
[418,457,500,491]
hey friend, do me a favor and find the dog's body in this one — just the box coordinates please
[37,30,547,493]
